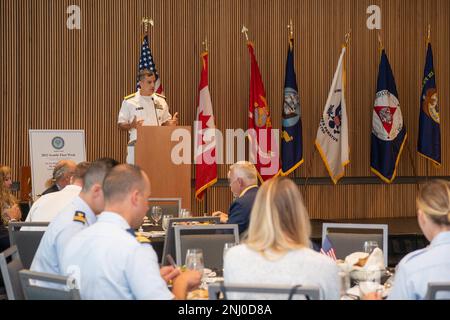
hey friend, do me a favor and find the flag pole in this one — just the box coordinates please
[377,32,384,54]
[425,24,430,184]
[202,37,209,52]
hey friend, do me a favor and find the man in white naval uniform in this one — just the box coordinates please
[118,69,178,164]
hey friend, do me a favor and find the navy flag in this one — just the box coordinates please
[418,42,441,166]
[281,38,303,175]
[371,50,407,183]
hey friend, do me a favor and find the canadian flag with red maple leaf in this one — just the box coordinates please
[194,51,217,200]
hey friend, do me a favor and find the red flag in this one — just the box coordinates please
[247,42,279,182]
[194,52,217,200]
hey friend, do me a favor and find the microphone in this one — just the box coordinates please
[152,96,160,126]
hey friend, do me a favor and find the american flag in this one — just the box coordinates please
[320,235,337,261]
[137,35,163,94]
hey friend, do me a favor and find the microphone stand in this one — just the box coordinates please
[151,96,160,126]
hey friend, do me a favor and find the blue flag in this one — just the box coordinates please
[371,50,407,183]
[281,38,303,175]
[418,43,441,166]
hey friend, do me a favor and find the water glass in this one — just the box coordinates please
[364,241,379,254]
[185,248,204,275]
[338,271,350,298]
[179,208,191,218]
[151,206,163,225]
[358,268,382,298]
[162,214,173,231]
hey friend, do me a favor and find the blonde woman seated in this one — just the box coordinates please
[0,165,21,226]
[387,179,450,300]
[224,177,340,300]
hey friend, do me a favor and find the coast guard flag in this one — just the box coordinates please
[136,35,164,94]
[194,52,217,200]
[371,50,407,183]
[281,37,303,176]
[247,42,279,182]
[418,42,441,166]
[315,46,349,184]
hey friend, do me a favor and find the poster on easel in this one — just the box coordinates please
[29,130,86,200]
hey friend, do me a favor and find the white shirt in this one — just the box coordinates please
[118,91,172,144]
[224,244,340,300]
[24,185,82,231]
[31,196,96,276]
[60,211,173,300]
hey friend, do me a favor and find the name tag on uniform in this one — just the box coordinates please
[135,107,144,111]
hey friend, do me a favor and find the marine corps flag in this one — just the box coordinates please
[315,46,349,184]
[137,35,164,94]
[247,42,279,182]
[194,52,217,200]
[371,50,407,183]
[418,42,441,166]
[281,37,303,176]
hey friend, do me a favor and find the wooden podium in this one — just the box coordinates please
[135,126,191,211]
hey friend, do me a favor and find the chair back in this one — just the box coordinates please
[19,269,80,300]
[8,222,49,269]
[0,245,24,300]
[208,282,320,300]
[425,282,450,300]
[148,198,182,218]
[174,224,239,270]
[161,216,219,266]
[322,223,388,265]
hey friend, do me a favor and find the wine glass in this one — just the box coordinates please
[179,208,191,218]
[162,214,173,231]
[364,241,379,254]
[151,206,162,226]
[185,248,204,275]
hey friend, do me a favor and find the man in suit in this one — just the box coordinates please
[42,160,77,195]
[212,161,259,234]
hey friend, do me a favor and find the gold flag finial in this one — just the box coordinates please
[288,19,294,40]
[377,32,384,51]
[241,25,249,41]
[141,17,154,33]
[344,29,352,46]
[427,24,431,43]
[202,37,209,52]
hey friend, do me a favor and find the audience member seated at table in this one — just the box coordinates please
[31,159,117,276]
[386,179,450,300]
[60,164,201,299]
[224,177,340,300]
[0,165,22,252]
[41,160,77,196]
[25,162,91,228]
[212,161,259,234]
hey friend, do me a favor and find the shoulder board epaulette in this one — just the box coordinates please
[126,228,151,244]
[135,233,151,244]
[73,211,87,225]
[124,93,136,100]
[154,93,166,100]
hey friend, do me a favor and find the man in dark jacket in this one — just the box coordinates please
[212,161,259,234]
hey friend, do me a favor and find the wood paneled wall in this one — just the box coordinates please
[1,0,449,219]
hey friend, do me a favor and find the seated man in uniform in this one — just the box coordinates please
[31,159,117,276]
[212,161,259,235]
[118,69,178,164]
[60,164,201,299]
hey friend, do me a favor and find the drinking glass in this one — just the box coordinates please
[358,268,382,298]
[162,214,173,231]
[363,241,379,254]
[151,206,162,226]
[179,209,191,218]
[185,248,204,276]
